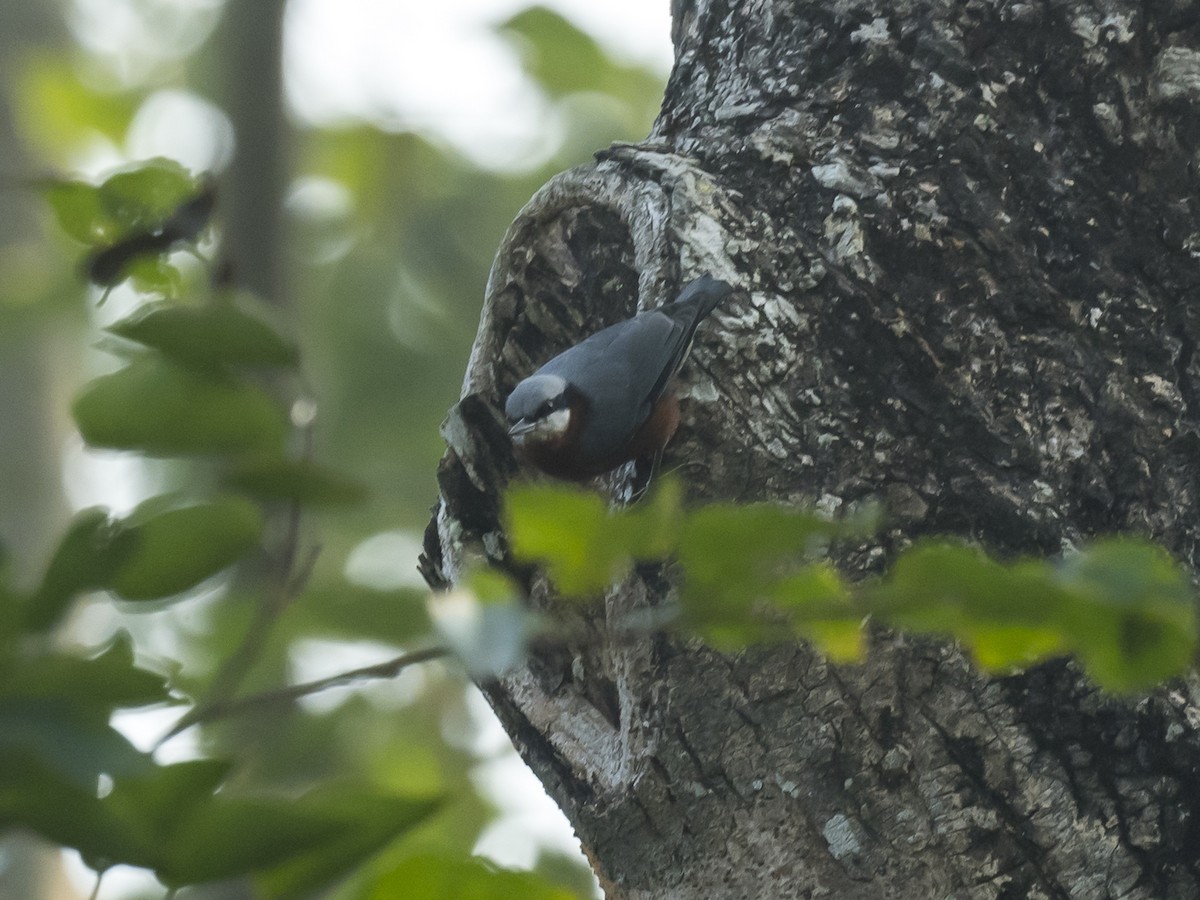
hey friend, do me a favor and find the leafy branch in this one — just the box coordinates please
[504,479,1200,693]
[0,159,435,897]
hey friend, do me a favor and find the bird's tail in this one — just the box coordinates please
[667,275,734,329]
[655,276,734,387]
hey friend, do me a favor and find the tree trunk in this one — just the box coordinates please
[424,1,1200,896]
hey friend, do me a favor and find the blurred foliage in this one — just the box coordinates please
[16,2,1193,899]
[361,854,579,900]
[12,50,140,153]
[0,1,667,898]
[505,480,1199,693]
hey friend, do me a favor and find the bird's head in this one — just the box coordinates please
[504,374,575,448]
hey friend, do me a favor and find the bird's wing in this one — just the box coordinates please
[636,276,732,409]
[532,278,731,463]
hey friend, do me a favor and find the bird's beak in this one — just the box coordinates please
[508,419,536,440]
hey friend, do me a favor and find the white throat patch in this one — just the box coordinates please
[515,407,572,446]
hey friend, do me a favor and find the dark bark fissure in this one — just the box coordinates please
[424,0,1200,896]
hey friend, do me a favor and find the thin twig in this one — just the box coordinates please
[89,870,105,900]
[159,646,450,742]
[197,494,307,710]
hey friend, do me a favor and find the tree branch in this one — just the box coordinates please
[160,645,451,742]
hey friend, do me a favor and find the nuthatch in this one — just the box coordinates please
[505,275,733,480]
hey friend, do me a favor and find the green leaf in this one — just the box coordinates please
[680,556,862,656]
[505,484,612,595]
[0,749,140,868]
[226,459,366,506]
[42,160,200,255]
[108,300,299,369]
[122,254,183,295]
[873,543,1055,628]
[466,568,520,605]
[0,699,153,788]
[868,538,1199,689]
[622,477,684,560]
[678,503,849,611]
[771,564,863,662]
[497,6,661,109]
[160,797,345,886]
[27,508,132,631]
[93,759,232,872]
[72,357,287,456]
[0,632,174,712]
[96,158,199,237]
[15,52,137,153]
[964,625,1068,671]
[365,853,578,900]
[802,618,867,664]
[107,759,230,835]
[1055,539,1197,692]
[111,497,264,600]
[498,7,611,98]
[0,700,158,868]
[257,791,442,898]
[871,542,1074,671]
[291,583,432,646]
[504,484,1196,692]
[43,180,119,245]
[504,479,681,596]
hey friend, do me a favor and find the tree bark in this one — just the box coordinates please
[424,1,1200,897]
[212,0,289,305]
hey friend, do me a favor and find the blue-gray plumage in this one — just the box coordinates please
[505,275,733,479]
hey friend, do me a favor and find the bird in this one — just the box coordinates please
[504,275,733,480]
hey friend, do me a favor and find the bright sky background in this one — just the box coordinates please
[286,0,673,167]
[60,1,674,897]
